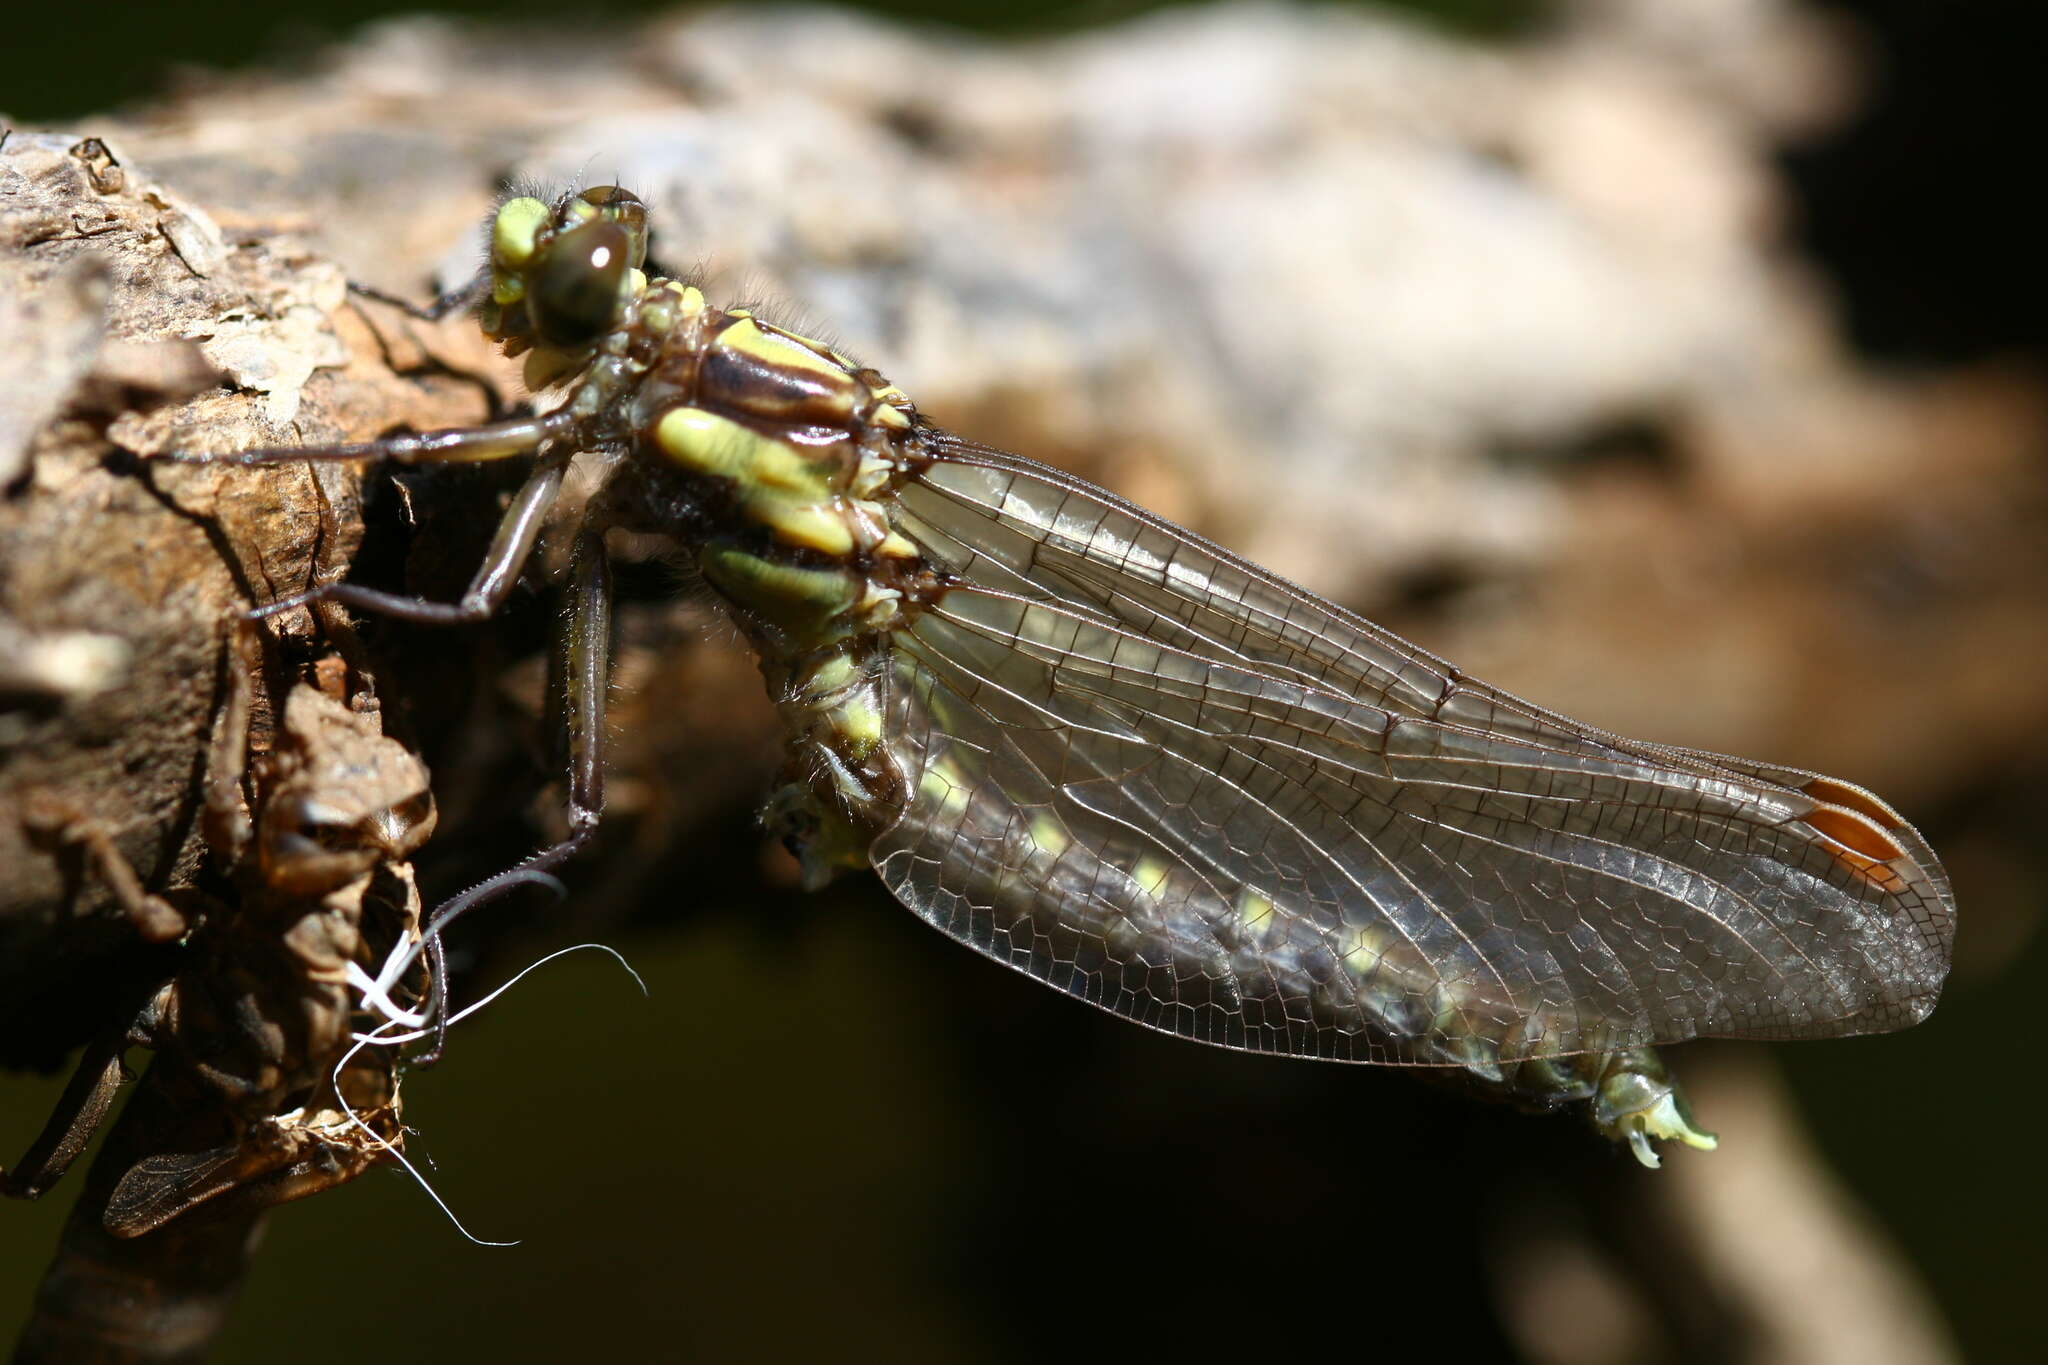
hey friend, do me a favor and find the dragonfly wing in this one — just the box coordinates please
[867,437,1953,1066]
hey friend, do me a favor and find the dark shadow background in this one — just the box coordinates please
[3,2,2043,1361]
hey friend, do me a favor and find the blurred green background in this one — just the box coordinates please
[4,2,2044,1362]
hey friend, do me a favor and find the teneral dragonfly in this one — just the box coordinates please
[176,185,1956,1166]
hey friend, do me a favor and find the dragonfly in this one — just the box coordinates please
[173,185,1956,1167]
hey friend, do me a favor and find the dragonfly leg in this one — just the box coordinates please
[556,527,613,846]
[250,450,569,626]
[159,409,574,470]
[414,528,612,1063]
[346,272,488,323]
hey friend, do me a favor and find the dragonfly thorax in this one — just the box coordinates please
[469,189,941,888]
[469,250,927,888]
[622,303,933,885]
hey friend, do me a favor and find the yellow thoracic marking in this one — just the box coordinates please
[698,546,857,633]
[719,318,852,388]
[1235,888,1275,935]
[801,653,859,697]
[869,400,910,431]
[852,457,895,498]
[625,267,648,301]
[654,407,830,498]
[492,197,549,269]
[702,317,866,426]
[753,496,855,556]
[1132,856,1172,899]
[639,291,676,336]
[655,407,857,554]
[642,282,705,337]
[492,274,526,305]
[876,532,920,559]
[829,691,883,754]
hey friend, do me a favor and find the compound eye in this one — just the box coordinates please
[532,219,628,346]
[581,184,643,212]
[581,184,649,269]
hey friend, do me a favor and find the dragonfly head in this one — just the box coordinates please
[479,185,650,374]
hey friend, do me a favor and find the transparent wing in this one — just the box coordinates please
[867,436,1954,1066]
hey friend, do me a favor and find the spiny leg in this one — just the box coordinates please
[161,410,574,471]
[346,272,488,324]
[159,405,575,626]
[420,528,613,993]
[249,448,571,626]
[558,527,613,848]
[416,528,613,1063]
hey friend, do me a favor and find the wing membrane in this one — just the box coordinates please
[867,436,1954,1066]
